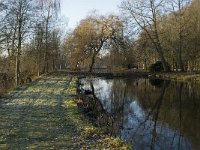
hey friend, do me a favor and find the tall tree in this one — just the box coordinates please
[64,14,123,72]
[1,0,34,85]
[120,0,170,71]
[169,0,191,71]
[37,0,60,73]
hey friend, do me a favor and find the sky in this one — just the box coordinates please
[60,0,122,29]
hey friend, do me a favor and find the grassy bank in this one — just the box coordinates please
[150,72,200,82]
[0,75,129,149]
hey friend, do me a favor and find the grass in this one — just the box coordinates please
[150,72,200,83]
[0,75,129,149]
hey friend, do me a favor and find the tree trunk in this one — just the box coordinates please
[154,25,168,72]
[44,11,50,73]
[159,53,168,72]
[89,53,96,73]
[177,35,184,71]
[88,40,104,73]
[37,49,40,76]
[156,45,168,72]
[45,20,49,73]
[176,0,185,72]
[52,56,55,70]
[16,5,22,86]
[15,53,20,86]
[176,50,184,71]
[37,24,43,77]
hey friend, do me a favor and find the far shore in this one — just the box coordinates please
[149,72,200,82]
[1,70,200,98]
[48,70,200,83]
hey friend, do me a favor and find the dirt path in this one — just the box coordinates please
[0,75,129,150]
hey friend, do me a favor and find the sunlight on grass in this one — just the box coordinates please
[4,76,73,107]
[6,99,34,106]
[79,126,130,149]
[0,76,78,149]
[0,75,129,149]
[34,99,58,107]
[66,78,77,96]
[6,98,59,107]
[62,99,76,108]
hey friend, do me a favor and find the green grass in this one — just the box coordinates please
[0,75,129,149]
[151,72,200,83]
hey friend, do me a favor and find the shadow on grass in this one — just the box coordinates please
[0,76,81,149]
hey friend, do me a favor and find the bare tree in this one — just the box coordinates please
[0,0,63,86]
[37,0,60,73]
[64,14,123,72]
[120,0,170,71]
[0,0,35,85]
[169,0,191,71]
[35,23,44,76]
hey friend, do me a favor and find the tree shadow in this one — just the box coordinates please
[0,77,80,149]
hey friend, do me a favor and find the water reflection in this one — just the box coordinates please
[79,77,200,150]
[149,78,168,88]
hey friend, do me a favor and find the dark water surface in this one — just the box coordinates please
[79,77,200,150]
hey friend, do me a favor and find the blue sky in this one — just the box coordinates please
[60,0,122,29]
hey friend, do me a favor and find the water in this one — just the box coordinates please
[79,77,200,150]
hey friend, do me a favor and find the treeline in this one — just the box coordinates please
[63,14,125,72]
[0,0,65,85]
[63,0,200,72]
[121,0,200,72]
[1,0,200,87]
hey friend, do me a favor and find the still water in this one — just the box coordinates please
[79,77,200,150]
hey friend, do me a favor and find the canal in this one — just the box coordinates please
[78,77,200,150]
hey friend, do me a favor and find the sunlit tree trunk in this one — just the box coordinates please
[44,12,50,73]
[15,1,23,86]
[89,53,96,73]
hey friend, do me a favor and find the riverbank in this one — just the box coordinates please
[49,70,148,79]
[76,75,200,150]
[0,75,129,149]
[149,72,200,82]
[51,70,200,82]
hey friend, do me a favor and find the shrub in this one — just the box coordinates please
[127,64,138,69]
[149,61,170,72]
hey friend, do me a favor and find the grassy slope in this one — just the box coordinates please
[0,75,129,149]
[151,72,200,82]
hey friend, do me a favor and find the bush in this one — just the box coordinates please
[127,63,138,69]
[149,61,170,72]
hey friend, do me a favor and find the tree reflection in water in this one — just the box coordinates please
[79,77,200,150]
